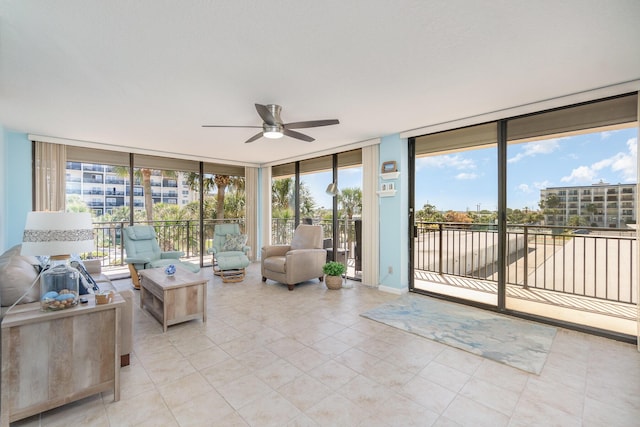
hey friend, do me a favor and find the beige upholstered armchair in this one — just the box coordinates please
[261,224,326,291]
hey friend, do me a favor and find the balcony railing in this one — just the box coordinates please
[415,222,637,304]
[91,219,245,268]
[92,219,635,305]
[93,218,361,276]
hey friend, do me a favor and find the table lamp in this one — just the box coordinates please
[21,211,94,311]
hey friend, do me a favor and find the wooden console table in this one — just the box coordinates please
[139,267,207,332]
[1,294,124,427]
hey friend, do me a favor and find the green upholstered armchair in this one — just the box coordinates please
[123,225,200,289]
[208,223,250,271]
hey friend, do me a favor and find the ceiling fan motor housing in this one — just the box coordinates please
[265,104,283,124]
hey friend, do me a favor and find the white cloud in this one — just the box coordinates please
[417,154,476,171]
[508,139,561,163]
[560,137,637,184]
[455,172,478,180]
[561,166,596,183]
[627,137,637,157]
[600,129,625,140]
[533,180,552,190]
[517,183,531,193]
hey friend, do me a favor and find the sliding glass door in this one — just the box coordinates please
[270,150,363,279]
[410,93,639,337]
[504,95,639,336]
[411,123,498,307]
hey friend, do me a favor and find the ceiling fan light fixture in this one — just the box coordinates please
[263,124,283,139]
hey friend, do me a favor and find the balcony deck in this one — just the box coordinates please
[414,272,637,336]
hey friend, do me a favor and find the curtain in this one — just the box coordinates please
[361,143,380,286]
[244,166,258,261]
[260,166,272,252]
[34,141,66,211]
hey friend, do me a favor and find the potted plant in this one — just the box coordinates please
[323,261,346,290]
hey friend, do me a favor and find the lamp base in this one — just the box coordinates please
[40,256,80,311]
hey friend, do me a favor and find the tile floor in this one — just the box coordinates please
[11,263,640,426]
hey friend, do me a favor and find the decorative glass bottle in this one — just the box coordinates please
[40,255,80,311]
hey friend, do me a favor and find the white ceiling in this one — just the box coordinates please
[1,1,639,166]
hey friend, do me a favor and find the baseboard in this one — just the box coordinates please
[378,285,408,295]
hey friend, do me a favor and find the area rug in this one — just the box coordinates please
[361,294,556,374]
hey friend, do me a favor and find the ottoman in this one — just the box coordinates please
[216,253,250,283]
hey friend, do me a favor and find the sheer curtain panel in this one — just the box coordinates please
[34,141,66,211]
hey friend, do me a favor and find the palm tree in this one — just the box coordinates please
[213,175,231,220]
[338,187,362,221]
[224,191,245,219]
[338,187,362,256]
[272,178,294,212]
[112,167,176,222]
[185,173,216,194]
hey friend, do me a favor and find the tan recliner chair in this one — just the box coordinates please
[261,224,326,291]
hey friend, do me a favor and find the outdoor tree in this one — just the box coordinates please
[112,167,177,221]
[338,187,362,253]
[540,193,561,225]
[271,177,315,219]
[415,203,444,223]
[272,178,294,213]
[224,191,245,219]
[213,175,231,220]
[66,194,90,213]
[507,208,526,224]
[185,173,245,220]
[338,187,362,220]
[443,210,472,224]
[567,215,588,227]
[185,173,215,194]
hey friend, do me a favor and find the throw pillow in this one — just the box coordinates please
[223,234,248,252]
[0,245,41,306]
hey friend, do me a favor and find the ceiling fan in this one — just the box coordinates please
[202,103,339,143]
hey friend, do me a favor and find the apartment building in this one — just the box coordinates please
[540,182,636,228]
[65,162,196,217]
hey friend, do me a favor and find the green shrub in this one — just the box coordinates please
[323,261,346,276]
[80,251,106,259]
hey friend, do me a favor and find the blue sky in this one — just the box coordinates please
[299,127,638,214]
[416,127,638,212]
[300,167,362,211]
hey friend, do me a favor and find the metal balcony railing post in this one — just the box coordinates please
[120,221,125,266]
[438,223,443,275]
[186,220,191,257]
[523,226,529,289]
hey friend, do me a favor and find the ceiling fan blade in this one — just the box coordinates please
[244,132,264,143]
[202,125,262,128]
[283,128,314,142]
[255,104,277,125]
[284,119,339,130]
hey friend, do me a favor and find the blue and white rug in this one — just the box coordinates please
[361,294,556,374]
